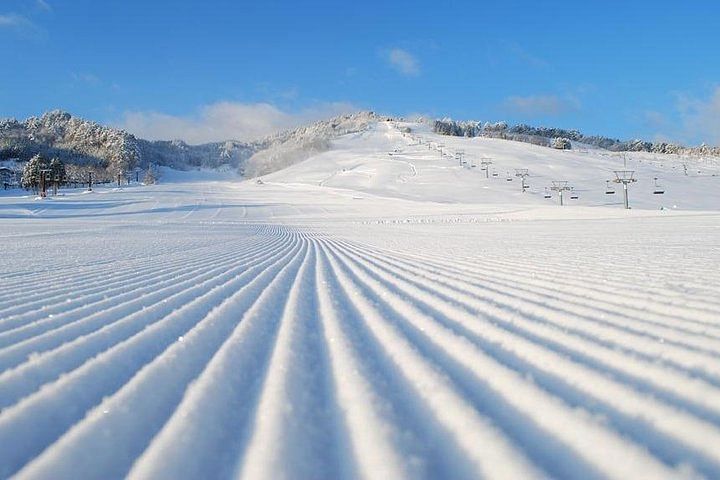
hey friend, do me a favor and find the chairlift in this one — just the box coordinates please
[506,172,513,181]
[570,188,579,200]
[492,170,499,177]
[543,187,551,199]
[605,180,615,195]
[653,177,665,195]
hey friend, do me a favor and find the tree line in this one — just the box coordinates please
[18,153,158,194]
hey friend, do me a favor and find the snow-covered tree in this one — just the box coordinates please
[143,164,158,184]
[551,137,572,150]
[49,157,66,184]
[21,154,48,192]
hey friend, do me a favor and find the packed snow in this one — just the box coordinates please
[1,121,719,479]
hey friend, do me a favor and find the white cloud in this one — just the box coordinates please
[117,101,357,144]
[503,94,580,117]
[71,72,102,86]
[0,13,33,29]
[676,86,720,145]
[505,42,549,69]
[35,0,52,12]
[385,48,420,76]
[0,12,43,37]
[645,87,720,146]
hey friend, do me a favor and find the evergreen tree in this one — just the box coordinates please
[143,164,158,184]
[21,154,48,193]
[49,158,66,185]
[552,137,572,150]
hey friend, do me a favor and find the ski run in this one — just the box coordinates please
[1,121,720,479]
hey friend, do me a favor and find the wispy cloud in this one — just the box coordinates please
[0,12,43,37]
[677,86,720,145]
[0,13,33,29]
[643,87,720,146]
[505,42,549,69]
[116,101,358,144]
[254,83,300,102]
[385,48,420,76]
[35,0,52,12]
[71,72,102,86]
[503,94,580,117]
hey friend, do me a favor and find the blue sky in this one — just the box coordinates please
[2,0,719,144]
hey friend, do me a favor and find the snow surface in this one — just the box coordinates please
[1,121,720,479]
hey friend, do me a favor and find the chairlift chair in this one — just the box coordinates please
[605,180,615,195]
[543,187,551,199]
[506,172,513,181]
[653,177,665,195]
[570,188,579,200]
[492,171,499,177]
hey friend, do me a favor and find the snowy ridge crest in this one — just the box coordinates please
[0,110,387,177]
[433,117,720,155]
[0,110,258,173]
[242,111,384,177]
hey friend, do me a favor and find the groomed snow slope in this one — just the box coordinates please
[1,121,719,479]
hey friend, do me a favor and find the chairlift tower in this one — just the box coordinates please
[39,168,51,198]
[550,180,571,206]
[455,150,465,166]
[480,158,493,178]
[515,168,529,192]
[613,170,637,209]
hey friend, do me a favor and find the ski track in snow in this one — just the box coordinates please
[1,218,719,479]
[2,123,720,479]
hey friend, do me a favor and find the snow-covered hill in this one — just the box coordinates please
[241,111,383,177]
[262,120,720,211]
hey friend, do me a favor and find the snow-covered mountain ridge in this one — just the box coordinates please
[432,118,720,156]
[0,110,383,179]
[4,110,718,183]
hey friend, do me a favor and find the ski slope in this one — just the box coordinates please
[1,121,720,479]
